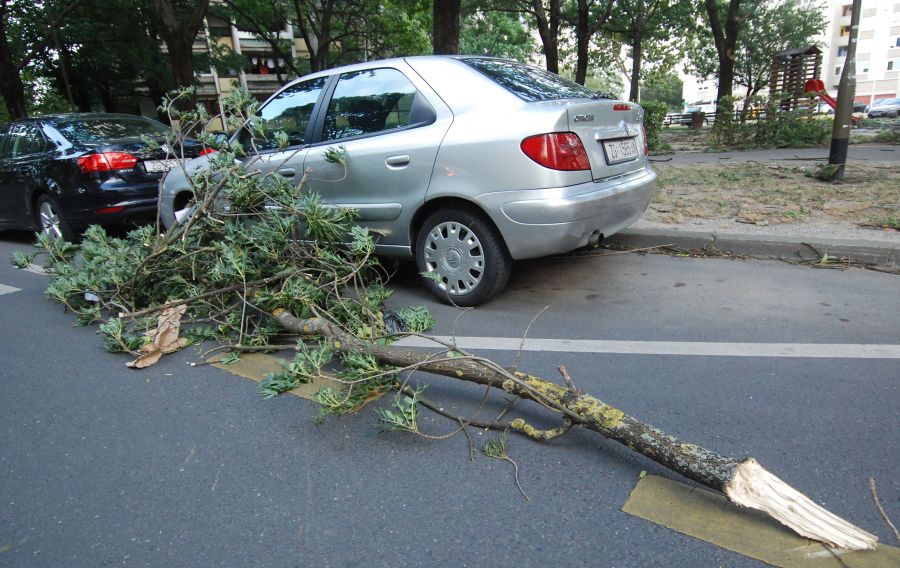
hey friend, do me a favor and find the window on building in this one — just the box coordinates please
[246,54,288,76]
[841,5,852,17]
[889,60,897,71]
[840,25,851,37]
[837,46,848,57]
[835,66,842,76]
[861,63,870,74]
[895,37,900,48]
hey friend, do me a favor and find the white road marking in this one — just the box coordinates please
[0,283,21,296]
[394,336,900,359]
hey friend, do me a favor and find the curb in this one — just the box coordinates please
[606,228,898,270]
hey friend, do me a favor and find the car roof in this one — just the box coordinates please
[282,55,514,86]
[40,112,162,123]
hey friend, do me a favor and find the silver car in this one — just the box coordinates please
[161,56,657,305]
[867,98,900,118]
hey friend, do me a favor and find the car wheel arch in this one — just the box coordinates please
[410,197,509,256]
[173,189,196,212]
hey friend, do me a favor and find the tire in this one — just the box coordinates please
[35,194,77,242]
[415,207,511,306]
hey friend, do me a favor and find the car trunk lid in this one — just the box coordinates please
[564,100,646,181]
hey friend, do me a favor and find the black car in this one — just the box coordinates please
[0,113,210,241]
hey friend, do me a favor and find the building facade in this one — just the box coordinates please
[145,14,309,130]
[822,0,900,104]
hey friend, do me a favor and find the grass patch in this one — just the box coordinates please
[650,162,899,228]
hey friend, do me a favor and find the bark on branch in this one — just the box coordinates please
[273,310,878,551]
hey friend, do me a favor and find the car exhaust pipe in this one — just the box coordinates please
[588,231,603,248]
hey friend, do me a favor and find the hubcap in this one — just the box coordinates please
[39,201,62,238]
[422,221,485,295]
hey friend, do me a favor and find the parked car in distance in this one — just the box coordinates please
[867,98,900,118]
[0,113,209,241]
[161,56,657,305]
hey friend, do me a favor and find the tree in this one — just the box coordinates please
[688,0,825,102]
[433,0,461,54]
[153,0,211,100]
[43,0,176,115]
[701,0,748,104]
[459,8,535,61]
[0,0,83,120]
[572,0,614,85]
[640,71,683,110]
[605,0,694,102]
[734,0,825,96]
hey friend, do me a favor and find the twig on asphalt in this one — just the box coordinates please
[869,477,900,544]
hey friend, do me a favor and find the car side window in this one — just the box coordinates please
[240,77,327,152]
[0,126,10,159]
[7,124,47,157]
[323,68,432,141]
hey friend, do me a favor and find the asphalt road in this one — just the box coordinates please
[1,231,898,567]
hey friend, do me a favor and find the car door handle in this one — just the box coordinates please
[278,168,296,178]
[385,155,410,169]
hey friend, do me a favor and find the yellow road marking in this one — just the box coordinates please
[622,475,899,567]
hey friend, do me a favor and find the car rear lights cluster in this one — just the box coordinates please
[198,147,217,156]
[520,132,590,171]
[77,152,138,173]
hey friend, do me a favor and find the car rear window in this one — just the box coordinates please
[460,58,596,102]
[54,117,170,144]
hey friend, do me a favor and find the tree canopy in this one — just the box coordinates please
[1,0,830,120]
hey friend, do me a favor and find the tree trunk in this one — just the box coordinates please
[153,0,209,109]
[531,0,559,74]
[705,0,742,104]
[272,310,879,551]
[432,0,461,55]
[629,34,642,102]
[574,0,589,85]
[0,5,28,119]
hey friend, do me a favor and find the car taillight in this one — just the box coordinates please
[77,152,138,172]
[520,133,590,171]
[613,103,631,111]
[199,147,216,156]
[641,125,649,156]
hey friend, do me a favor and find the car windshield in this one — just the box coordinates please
[54,116,170,144]
[873,99,900,106]
[460,58,596,102]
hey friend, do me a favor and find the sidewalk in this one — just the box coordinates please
[607,144,898,270]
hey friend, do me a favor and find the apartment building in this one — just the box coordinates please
[145,14,309,130]
[818,0,898,104]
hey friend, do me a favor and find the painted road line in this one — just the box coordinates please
[0,283,21,296]
[393,336,900,359]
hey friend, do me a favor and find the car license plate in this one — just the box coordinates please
[144,159,180,173]
[602,138,639,164]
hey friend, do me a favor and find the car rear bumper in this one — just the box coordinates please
[64,181,160,229]
[479,168,657,260]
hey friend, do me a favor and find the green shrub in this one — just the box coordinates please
[708,95,832,150]
[640,101,669,152]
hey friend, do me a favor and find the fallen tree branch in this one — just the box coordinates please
[272,310,879,551]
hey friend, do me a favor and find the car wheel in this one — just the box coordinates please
[35,194,77,242]
[415,208,511,306]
